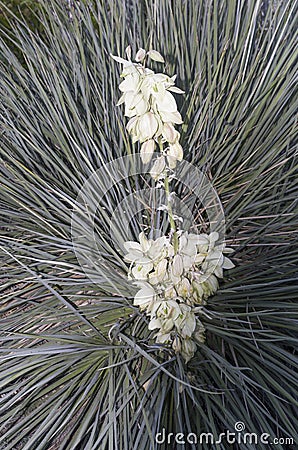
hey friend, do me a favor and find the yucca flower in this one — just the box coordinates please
[124,230,234,360]
[112,47,184,168]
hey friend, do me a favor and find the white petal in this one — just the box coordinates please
[182,241,197,257]
[167,154,178,169]
[126,116,138,133]
[214,266,223,278]
[116,94,126,106]
[156,258,167,276]
[148,273,160,285]
[125,252,151,264]
[181,339,197,362]
[148,318,162,330]
[135,97,148,116]
[148,236,167,259]
[123,241,142,252]
[181,317,196,338]
[161,318,174,333]
[129,92,144,108]
[110,54,127,64]
[222,256,235,269]
[119,74,140,92]
[176,278,191,297]
[164,286,177,298]
[194,254,205,265]
[162,122,176,143]
[172,336,182,352]
[179,234,188,251]
[209,231,219,242]
[192,281,204,300]
[206,274,218,292]
[155,91,178,113]
[163,300,181,319]
[124,93,137,117]
[138,112,159,141]
[152,73,168,82]
[132,262,153,280]
[191,234,209,245]
[156,332,171,343]
[182,255,195,270]
[160,110,183,124]
[168,86,185,94]
[134,286,155,307]
[121,63,137,76]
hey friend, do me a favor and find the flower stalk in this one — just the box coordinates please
[163,175,178,253]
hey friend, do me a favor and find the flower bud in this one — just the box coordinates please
[150,156,166,180]
[172,254,183,278]
[147,49,165,63]
[140,139,155,164]
[168,141,183,161]
[135,48,146,62]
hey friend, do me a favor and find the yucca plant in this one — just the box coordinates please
[0,1,297,449]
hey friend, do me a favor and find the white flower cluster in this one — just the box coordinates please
[111,47,184,170]
[124,231,234,362]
